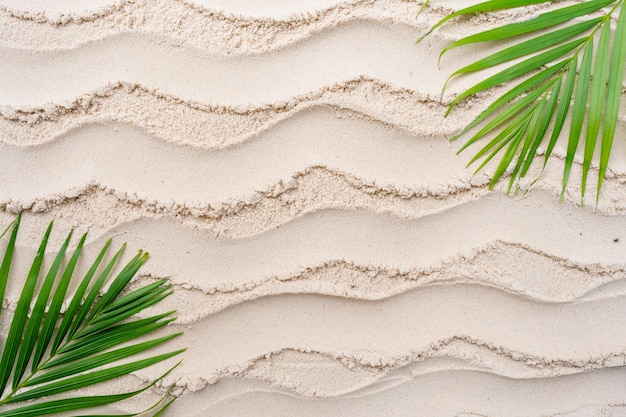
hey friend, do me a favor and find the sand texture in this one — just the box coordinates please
[2,0,626,416]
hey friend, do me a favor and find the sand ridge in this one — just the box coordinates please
[0,0,581,52]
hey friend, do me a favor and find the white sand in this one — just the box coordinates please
[1,0,626,416]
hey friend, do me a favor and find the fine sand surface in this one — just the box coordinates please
[2,0,626,416]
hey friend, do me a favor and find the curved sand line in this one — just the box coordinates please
[0,0,407,24]
[235,347,626,397]
[76,202,626,283]
[2,197,625,302]
[0,80,466,148]
[167,368,626,417]
[3,237,625,320]
[128,341,626,397]
[0,1,424,52]
[114,284,626,393]
[0,0,584,31]
[63,353,626,415]
[58,286,626,397]
[8,21,621,108]
[0,114,478,204]
[63,356,626,416]
[1,113,626,224]
[0,22,506,107]
[0,1,603,61]
[0,165,491,240]
[2,82,625,210]
[140,247,626,319]
[2,79,625,149]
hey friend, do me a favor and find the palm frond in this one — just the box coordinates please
[0,216,184,416]
[420,0,626,202]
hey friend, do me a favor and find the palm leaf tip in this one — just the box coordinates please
[421,0,626,201]
[0,217,184,416]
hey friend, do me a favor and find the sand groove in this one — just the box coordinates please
[2,111,626,223]
[1,200,625,314]
[0,165,492,237]
[2,195,625,257]
[139,243,626,319]
[0,79,466,147]
[0,23,520,107]
[0,0,594,54]
[59,361,626,417]
[93,284,626,396]
[2,78,625,148]
[0,1,421,53]
[4,236,626,322]
[166,368,626,417]
[6,284,619,400]
[0,115,480,204]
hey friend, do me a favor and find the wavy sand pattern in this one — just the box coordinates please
[2,0,626,416]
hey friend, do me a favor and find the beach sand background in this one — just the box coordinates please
[2,0,626,415]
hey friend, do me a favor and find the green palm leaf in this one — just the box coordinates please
[0,216,184,416]
[420,0,626,202]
